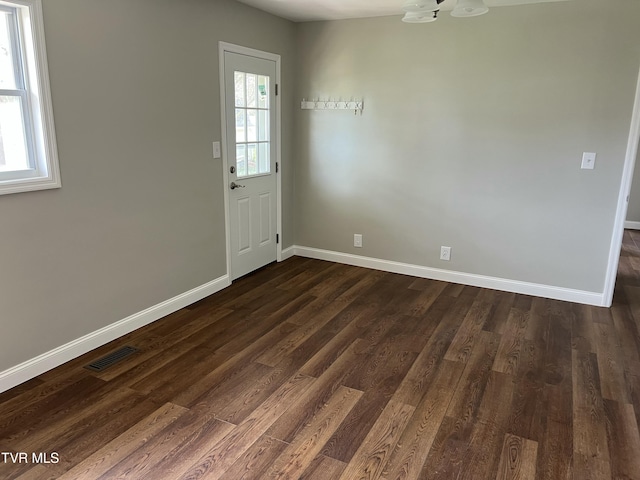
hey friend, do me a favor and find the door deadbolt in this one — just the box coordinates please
[230,166,236,174]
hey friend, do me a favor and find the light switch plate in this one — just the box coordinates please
[581,152,596,170]
[213,141,221,159]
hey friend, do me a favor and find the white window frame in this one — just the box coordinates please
[0,0,59,195]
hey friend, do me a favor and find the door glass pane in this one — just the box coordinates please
[246,74,257,108]
[258,142,269,174]
[247,144,257,175]
[0,11,17,89]
[0,96,29,172]
[235,109,245,143]
[236,144,247,177]
[258,75,269,109]
[246,109,257,142]
[234,72,245,107]
[258,110,269,141]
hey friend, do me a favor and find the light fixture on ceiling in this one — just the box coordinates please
[401,0,488,23]
[401,0,442,23]
[451,0,489,17]
[402,0,442,12]
[402,10,439,23]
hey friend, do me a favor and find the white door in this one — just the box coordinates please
[224,51,278,280]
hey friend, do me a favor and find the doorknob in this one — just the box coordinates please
[230,182,245,190]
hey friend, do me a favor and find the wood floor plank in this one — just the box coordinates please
[381,359,465,480]
[572,349,611,474]
[177,373,315,480]
[454,371,516,479]
[13,464,51,480]
[505,339,545,442]
[265,385,362,480]
[0,377,45,405]
[493,307,529,375]
[190,361,279,424]
[323,317,424,462]
[299,455,347,480]
[134,347,230,405]
[28,397,161,479]
[96,413,234,480]
[419,332,501,477]
[495,434,538,480]
[275,262,347,297]
[447,330,501,426]
[572,452,612,480]
[218,435,289,480]
[603,399,640,480]
[56,402,188,479]
[0,377,117,446]
[539,299,572,387]
[273,259,344,293]
[287,303,377,378]
[624,284,640,330]
[183,289,308,353]
[341,317,419,395]
[444,298,494,363]
[267,339,369,444]
[625,371,640,439]
[338,399,415,480]
[393,290,478,407]
[572,304,597,354]
[284,268,383,328]
[419,333,502,477]
[96,337,202,389]
[171,321,301,408]
[610,304,640,371]
[255,312,342,368]
[480,290,517,336]
[534,418,572,480]
[320,391,395,463]
[405,279,449,317]
[12,386,146,455]
[594,322,631,403]
[420,415,469,480]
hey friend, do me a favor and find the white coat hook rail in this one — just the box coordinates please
[301,98,364,115]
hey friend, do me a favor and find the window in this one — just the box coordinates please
[234,71,270,178]
[0,0,59,195]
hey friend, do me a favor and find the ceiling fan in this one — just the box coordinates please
[402,0,488,23]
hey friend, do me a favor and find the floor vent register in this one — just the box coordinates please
[84,346,139,372]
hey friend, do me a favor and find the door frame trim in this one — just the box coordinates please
[603,64,640,306]
[219,42,282,280]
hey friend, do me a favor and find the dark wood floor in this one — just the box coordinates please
[2,233,640,479]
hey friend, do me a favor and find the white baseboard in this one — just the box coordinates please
[281,246,295,261]
[0,275,230,394]
[625,221,640,230]
[292,246,605,307]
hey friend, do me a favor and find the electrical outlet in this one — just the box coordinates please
[581,152,596,170]
[354,234,363,248]
[440,246,451,261]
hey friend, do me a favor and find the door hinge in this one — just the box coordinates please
[276,162,279,173]
[275,84,279,96]
[276,233,280,244]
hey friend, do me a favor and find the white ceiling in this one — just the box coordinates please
[235,0,571,22]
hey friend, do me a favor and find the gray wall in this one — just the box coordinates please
[627,141,640,224]
[0,0,296,372]
[293,0,640,293]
